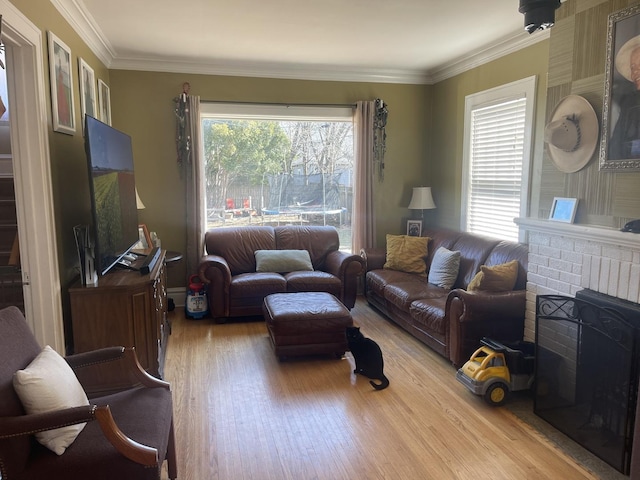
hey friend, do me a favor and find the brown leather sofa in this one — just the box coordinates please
[361,227,528,367]
[198,225,364,321]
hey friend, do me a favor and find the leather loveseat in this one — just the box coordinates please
[198,225,364,321]
[361,227,528,367]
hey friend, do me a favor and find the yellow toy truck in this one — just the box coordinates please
[456,337,535,406]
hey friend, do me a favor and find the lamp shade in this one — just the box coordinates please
[135,187,146,209]
[408,187,436,210]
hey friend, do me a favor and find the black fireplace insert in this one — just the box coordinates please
[535,293,640,474]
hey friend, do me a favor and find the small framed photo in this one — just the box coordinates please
[98,79,112,125]
[47,31,75,134]
[549,197,579,223]
[78,58,97,125]
[407,219,422,237]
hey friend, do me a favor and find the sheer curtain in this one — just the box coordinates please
[184,95,205,281]
[352,100,376,253]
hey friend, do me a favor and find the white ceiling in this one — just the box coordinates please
[54,0,549,84]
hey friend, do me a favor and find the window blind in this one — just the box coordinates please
[467,97,526,241]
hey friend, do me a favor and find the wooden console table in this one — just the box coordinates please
[69,249,169,378]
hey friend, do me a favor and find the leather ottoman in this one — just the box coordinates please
[262,292,353,360]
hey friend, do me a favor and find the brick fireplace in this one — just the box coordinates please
[515,218,640,342]
[516,217,640,473]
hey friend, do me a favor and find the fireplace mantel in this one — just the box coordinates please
[514,217,640,343]
[515,218,640,251]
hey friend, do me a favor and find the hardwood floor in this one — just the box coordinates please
[161,297,610,480]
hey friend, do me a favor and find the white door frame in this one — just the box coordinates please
[2,1,64,352]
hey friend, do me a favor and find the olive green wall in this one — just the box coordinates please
[9,0,109,338]
[108,71,430,285]
[429,40,550,230]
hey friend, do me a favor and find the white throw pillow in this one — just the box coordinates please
[428,246,461,289]
[13,345,89,455]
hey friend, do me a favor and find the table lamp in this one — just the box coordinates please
[408,186,436,224]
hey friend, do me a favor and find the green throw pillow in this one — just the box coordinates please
[255,249,313,273]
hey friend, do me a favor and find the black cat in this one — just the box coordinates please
[346,326,389,390]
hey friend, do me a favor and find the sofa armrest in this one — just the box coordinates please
[360,247,386,272]
[324,250,364,278]
[199,254,232,318]
[324,250,364,309]
[446,289,526,367]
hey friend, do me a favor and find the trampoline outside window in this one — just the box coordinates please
[200,103,354,251]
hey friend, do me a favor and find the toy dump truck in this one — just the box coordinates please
[456,337,535,406]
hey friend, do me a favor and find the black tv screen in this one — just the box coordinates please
[84,115,139,275]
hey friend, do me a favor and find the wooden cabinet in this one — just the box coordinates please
[69,250,169,378]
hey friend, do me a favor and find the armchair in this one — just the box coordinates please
[0,306,177,480]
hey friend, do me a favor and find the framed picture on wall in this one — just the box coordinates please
[406,219,422,237]
[78,58,97,126]
[98,79,112,125]
[47,31,75,134]
[600,4,640,171]
[549,197,579,223]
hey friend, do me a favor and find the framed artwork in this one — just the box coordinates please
[47,31,75,134]
[600,4,640,171]
[98,79,112,125]
[136,224,153,250]
[406,219,422,237]
[548,197,579,223]
[78,58,97,126]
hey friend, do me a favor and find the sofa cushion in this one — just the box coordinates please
[468,259,519,292]
[366,269,420,297]
[410,297,448,335]
[383,235,429,275]
[384,281,447,312]
[255,249,313,273]
[229,272,287,308]
[428,247,461,289]
[285,271,341,297]
[13,345,89,455]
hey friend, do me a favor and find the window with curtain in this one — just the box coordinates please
[461,76,536,242]
[200,103,354,251]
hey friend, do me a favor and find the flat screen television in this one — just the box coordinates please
[84,115,139,275]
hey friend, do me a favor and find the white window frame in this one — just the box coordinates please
[461,76,536,243]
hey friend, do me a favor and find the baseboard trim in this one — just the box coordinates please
[167,287,186,308]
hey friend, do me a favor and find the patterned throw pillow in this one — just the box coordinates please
[383,234,429,275]
[427,247,461,289]
[468,259,519,292]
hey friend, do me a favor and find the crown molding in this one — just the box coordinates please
[427,29,550,84]
[51,0,114,67]
[110,56,431,84]
[52,0,548,85]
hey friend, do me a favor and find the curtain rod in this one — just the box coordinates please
[201,99,356,109]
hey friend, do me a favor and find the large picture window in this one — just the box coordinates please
[200,103,354,251]
[461,76,536,242]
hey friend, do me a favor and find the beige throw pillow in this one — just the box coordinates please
[383,234,429,275]
[468,259,519,292]
[13,345,90,455]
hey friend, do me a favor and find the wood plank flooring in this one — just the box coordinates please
[161,297,614,480]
